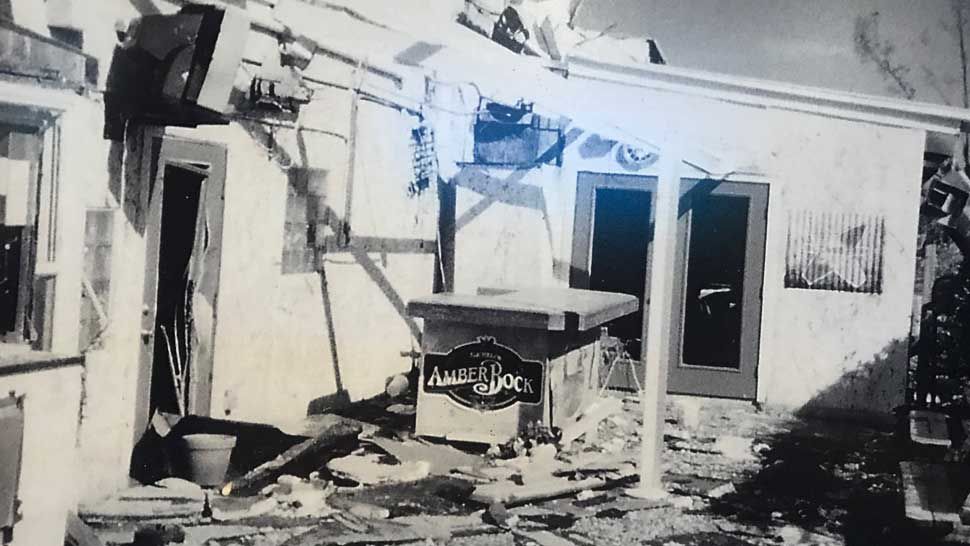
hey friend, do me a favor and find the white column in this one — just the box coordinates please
[632,131,683,497]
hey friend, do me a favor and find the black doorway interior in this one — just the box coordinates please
[680,194,749,367]
[150,166,203,416]
[588,187,652,359]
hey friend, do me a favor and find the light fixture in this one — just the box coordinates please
[616,144,658,171]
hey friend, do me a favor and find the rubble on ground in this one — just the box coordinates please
[79,394,921,546]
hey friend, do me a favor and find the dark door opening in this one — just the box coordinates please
[680,194,749,367]
[668,182,768,399]
[588,188,652,359]
[149,165,203,416]
[572,172,768,399]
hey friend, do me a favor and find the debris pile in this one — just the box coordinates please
[76,394,912,546]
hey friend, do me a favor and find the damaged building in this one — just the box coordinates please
[2,1,970,544]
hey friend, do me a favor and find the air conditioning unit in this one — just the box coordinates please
[473,101,563,166]
[104,5,249,139]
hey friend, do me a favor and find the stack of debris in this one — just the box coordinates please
[75,391,791,546]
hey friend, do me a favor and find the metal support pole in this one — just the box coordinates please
[629,132,683,498]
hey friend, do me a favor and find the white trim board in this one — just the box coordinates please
[567,56,970,134]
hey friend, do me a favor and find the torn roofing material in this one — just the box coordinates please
[270,0,726,175]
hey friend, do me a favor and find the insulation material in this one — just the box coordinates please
[784,210,886,294]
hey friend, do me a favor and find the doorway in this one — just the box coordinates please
[134,137,226,440]
[571,172,768,399]
[587,187,652,359]
[668,182,768,399]
[149,165,204,415]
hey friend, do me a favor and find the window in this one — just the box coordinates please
[784,210,885,294]
[0,120,57,349]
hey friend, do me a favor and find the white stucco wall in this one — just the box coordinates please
[756,111,922,416]
[174,97,438,425]
[449,79,925,417]
[0,364,83,546]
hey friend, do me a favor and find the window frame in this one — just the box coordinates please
[0,112,59,350]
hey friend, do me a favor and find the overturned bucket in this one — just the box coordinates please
[178,433,236,486]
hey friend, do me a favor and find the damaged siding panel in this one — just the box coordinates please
[282,168,328,275]
[79,209,113,351]
[783,210,886,294]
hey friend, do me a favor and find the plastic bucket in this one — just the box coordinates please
[178,433,236,486]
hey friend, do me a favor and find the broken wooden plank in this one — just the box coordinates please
[510,529,577,546]
[223,416,362,495]
[560,397,624,446]
[364,436,482,476]
[470,476,605,506]
[390,514,491,539]
[900,461,970,525]
[555,451,634,475]
[65,512,105,546]
[183,524,260,544]
[909,410,951,447]
[280,514,492,546]
[77,485,205,521]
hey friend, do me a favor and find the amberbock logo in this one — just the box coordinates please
[423,336,543,411]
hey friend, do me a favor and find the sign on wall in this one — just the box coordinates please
[784,210,885,294]
[423,336,543,411]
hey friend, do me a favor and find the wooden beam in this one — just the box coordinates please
[634,132,683,496]
[221,416,361,496]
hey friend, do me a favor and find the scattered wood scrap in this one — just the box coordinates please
[183,524,259,544]
[391,514,493,538]
[900,461,970,525]
[510,528,578,546]
[65,512,105,546]
[555,451,634,475]
[364,436,482,476]
[560,397,624,445]
[327,452,430,485]
[224,416,362,495]
[77,485,205,521]
[281,514,492,546]
[471,476,606,506]
[909,410,950,447]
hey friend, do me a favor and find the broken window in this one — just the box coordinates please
[784,210,886,294]
[0,121,57,349]
[282,168,328,274]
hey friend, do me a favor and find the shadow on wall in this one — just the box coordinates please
[795,337,908,423]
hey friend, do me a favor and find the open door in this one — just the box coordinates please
[667,180,768,399]
[571,173,767,399]
[134,137,226,440]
